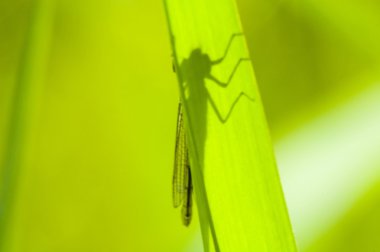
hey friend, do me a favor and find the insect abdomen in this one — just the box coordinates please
[182,166,193,226]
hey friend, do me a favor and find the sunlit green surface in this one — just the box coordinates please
[1,0,194,251]
[0,0,380,251]
[275,84,380,250]
[165,0,296,251]
[306,180,380,252]
[0,0,54,250]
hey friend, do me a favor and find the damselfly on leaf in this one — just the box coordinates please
[173,103,193,226]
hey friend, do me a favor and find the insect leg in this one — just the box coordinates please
[207,91,254,123]
[211,33,244,65]
[207,58,251,88]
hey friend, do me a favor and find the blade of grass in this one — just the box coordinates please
[0,1,54,250]
[164,0,297,251]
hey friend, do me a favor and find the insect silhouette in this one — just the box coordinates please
[172,33,255,226]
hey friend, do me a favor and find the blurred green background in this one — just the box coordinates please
[1,0,380,251]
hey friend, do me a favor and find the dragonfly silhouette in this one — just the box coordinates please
[172,33,255,226]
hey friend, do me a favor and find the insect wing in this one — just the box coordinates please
[172,103,189,208]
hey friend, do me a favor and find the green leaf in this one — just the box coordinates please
[0,1,55,250]
[164,0,297,251]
